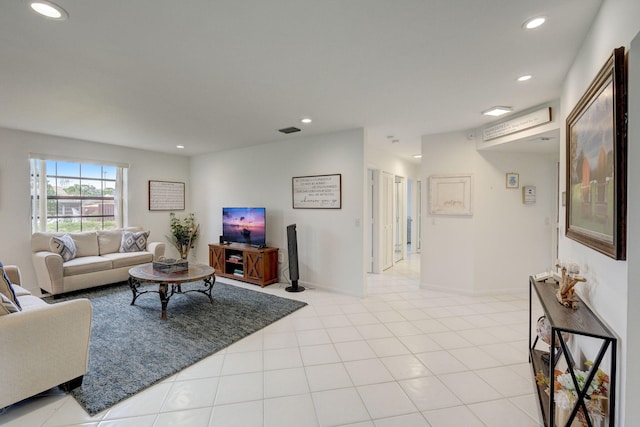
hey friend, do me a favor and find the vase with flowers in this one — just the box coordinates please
[166,212,200,260]
[535,361,609,427]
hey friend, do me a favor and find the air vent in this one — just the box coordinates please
[278,127,301,134]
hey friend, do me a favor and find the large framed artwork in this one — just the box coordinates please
[148,180,185,211]
[565,47,627,260]
[428,174,473,216]
[292,174,342,209]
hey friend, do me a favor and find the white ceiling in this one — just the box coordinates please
[0,0,602,162]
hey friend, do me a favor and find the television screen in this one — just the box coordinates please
[222,207,266,246]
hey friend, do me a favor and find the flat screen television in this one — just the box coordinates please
[222,207,266,247]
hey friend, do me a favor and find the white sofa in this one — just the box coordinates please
[31,227,165,296]
[0,265,92,410]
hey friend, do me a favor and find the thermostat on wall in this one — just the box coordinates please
[522,185,536,204]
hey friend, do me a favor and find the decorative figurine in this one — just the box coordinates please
[555,263,585,310]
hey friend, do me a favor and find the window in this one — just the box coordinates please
[30,158,125,232]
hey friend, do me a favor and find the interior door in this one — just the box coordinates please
[416,180,422,252]
[382,172,394,270]
[394,175,404,263]
[367,169,374,273]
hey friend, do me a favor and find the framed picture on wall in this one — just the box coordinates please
[428,174,473,216]
[505,173,519,189]
[565,47,627,260]
[292,174,342,209]
[148,180,185,211]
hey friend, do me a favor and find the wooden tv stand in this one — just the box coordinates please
[208,243,279,287]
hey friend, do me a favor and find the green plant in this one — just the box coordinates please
[166,212,200,259]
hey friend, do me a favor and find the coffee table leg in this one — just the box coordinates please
[202,275,215,303]
[129,276,140,305]
[159,283,168,320]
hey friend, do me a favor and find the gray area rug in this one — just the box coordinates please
[49,281,307,415]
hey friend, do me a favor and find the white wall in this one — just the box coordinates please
[558,0,640,423]
[190,128,366,297]
[421,130,555,295]
[0,127,190,293]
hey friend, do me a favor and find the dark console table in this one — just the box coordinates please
[529,276,617,427]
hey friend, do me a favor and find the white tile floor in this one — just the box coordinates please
[0,252,543,426]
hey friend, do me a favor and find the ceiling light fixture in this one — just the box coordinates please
[412,154,422,159]
[30,1,68,20]
[300,117,312,124]
[176,145,185,149]
[517,74,532,82]
[523,16,546,30]
[482,106,512,117]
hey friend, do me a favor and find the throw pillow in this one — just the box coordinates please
[50,234,77,262]
[0,293,20,316]
[120,230,150,253]
[0,262,21,310]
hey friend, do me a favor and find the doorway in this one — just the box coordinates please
[407,178,421,254]
[368,168,420,275]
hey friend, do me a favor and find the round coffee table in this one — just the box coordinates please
[128,263,215,320]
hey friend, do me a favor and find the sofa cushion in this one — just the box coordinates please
[50,234,77,262]
[102,252,154,269]
[11,284,31,297]
[69,232,99,257]
[63,256,113,277]
[0,263,21,310]
[97,230,124,255]
[120,230,150,253]
[31,232,56,253]
[0,293,20,316]
[16,294,47,310]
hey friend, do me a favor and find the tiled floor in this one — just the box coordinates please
[0,252,543,426]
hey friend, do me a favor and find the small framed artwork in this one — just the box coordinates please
[506,173,519,189]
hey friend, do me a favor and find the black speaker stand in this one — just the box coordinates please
[285,281,305,293]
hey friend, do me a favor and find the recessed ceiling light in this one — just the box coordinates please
[300,117,312,124]
[517,74,532,82]
[482,106,513,117]
[30,1,68,20]
[176,145,185,149]
[412,154,422,159]
[523,16,546,30]
[391,139,400,144]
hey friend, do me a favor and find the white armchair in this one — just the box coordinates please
[0,265,92,410]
